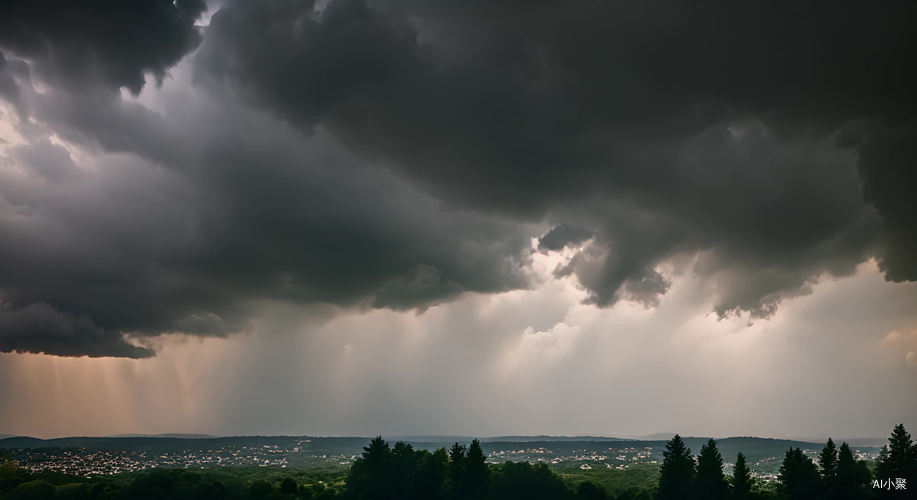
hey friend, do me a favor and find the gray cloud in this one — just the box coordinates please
[0,59,533,356]
[0,53,25,117]
[0,0,206,93]
[9,139,80,181]
[857,126,917,282]
[196,0,914,314]
[0,0,914,356]
[0,302,152,358]
[537,224,594,252]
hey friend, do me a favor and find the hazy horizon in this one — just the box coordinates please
[0,432,893,447]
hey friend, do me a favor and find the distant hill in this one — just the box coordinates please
[393,435,628,443]
[485,435,628,442]
[106,433,217,439]
[840,437,888,447]
[789,436,888,448]
[679,436,825,460]
[636,432,677,440]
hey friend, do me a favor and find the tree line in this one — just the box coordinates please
[344,437,609,500]
[657,423,915,499]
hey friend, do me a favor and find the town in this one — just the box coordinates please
[0,435,881,481]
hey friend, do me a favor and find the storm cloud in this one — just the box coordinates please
[0,0,206,93]
[198,0,913,312]
[0,0,915,356]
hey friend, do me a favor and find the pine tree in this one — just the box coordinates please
[778,448,822,500]
[449,442,467,463]
[391,441,419,498]
[447,442,468,500]
[836,442,868,500]
[874,424,916,498]
[657,434,695,500]
[465,439,490,499]
[819,437,838,493]
[347,436,395,500]
[731,452,753,500]
[880,424,916,478]
[694,439,729,500]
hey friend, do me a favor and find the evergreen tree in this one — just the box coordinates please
[657,434,695,500]
[818,437,838,494]
[447,442,468,500]
[875,423,916,481]
[449,443,465,463]
[449,442,467,465]
[730,452,753,500]
[391,441,420,498]
[777,448,822,500]
[836,442,868,500]
[347,436,395,500]
[694,439,729,500]
[465,439,490,499]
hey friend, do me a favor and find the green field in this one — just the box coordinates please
[555,462,657,498]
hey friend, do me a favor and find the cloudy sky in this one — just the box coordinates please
[0,0,915,439]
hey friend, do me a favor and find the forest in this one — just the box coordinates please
[0,424,914,499]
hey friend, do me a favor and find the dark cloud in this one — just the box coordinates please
[198,0,913,313]
[0,302,152,358]
[0,53,25,116]
[0,0,206,93]
[537,224,594,252]
[0,70,533,357]
[198,0,917,206]
[0,0,915,356]
[856,126,917,282]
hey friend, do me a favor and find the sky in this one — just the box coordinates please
[0,0,915,439]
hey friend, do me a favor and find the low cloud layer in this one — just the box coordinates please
[1,260,915,438]
[0,0,914,357]
[0,302,152,358]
